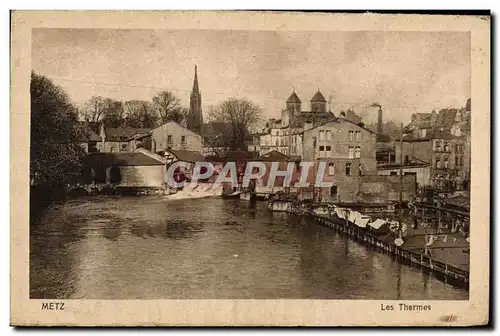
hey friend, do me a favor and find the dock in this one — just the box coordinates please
[268,199,469,289]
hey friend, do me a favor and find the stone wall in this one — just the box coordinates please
[118,166,165,188]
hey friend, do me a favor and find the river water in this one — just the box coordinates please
[30,196,468,300]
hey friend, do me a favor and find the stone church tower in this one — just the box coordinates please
[187,65,203,135]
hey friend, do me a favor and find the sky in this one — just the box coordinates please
[32,29,471,125]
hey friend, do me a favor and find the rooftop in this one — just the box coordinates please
[84,152,165,167]
[168,149,206,163]
[311,90,327,102]
[106,127,152,142]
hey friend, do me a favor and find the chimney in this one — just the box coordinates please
[377,106,383,135]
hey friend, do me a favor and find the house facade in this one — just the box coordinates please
[100,127,151,153]
[395,130,467,190]
[129,121,203,154]
[298,118,377,202]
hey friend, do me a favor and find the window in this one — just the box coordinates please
[330,185,337,196]
[435,140,442,151]
[121,143,128,152]
[152,140,157,152]
[319,145,325,158]
[359,164,363,176]
[181,135,186,144]
[390,171,398,176]
[319,130,325,140]
[444,158,449,169]
[348,146,354,159]
[326,146,332,157]
[348,130,354,141]
[328,162,335,175]
[420,129,427,138]
[444,142,450,152]
[355,131,361,141]
[110,147,115,153]
[354,146,361,158]
[167,134,173,144]
[459,156,464,166]
[345,163,351,176]
[436,157,441,168]
[326,130,332,141]
[275,139,279,147]
[455,156,459,167]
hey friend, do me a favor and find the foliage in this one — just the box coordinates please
[30,71,86,186]
[207,98,262,151]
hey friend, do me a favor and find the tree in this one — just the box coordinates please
[123,100,158,128]
[30,71,85,186]
[152,91,186,125]
[207,98,262,151]
[101,99,124,128]
[81,96,123,127]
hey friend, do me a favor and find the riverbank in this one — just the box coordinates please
[268,199,469,289]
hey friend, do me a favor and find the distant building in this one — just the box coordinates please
[101,127,152,153]
[129,121,203,154]
[78,121,102,153]
[300,118,378,202]
[395,130,466,190]
[377,162,431,189]
[396,98,471,190]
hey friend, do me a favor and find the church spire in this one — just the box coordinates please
[188,65,203,135]
[192,65,199,93]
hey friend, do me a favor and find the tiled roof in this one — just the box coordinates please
[286,91,302,104]
[84,152,164,167]
[398,130,460,142]
[310,90,327,102]
[168,149,206,163]
[376,134,392,143]
[443,195,470,210]
[435,109,459,131]
[223,151,258,160]
[258,150,289,162]
[105,127,152,142]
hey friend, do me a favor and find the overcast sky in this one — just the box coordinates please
[32,29,470,124]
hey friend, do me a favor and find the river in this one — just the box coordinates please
[30,196,468,300]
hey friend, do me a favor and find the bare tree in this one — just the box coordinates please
[82,96,123,127]
[123,100,158,128]
[208,98,262,151]
[152,91,186,125]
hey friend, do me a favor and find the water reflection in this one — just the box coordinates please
[30,197,468,300]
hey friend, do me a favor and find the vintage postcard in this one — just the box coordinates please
[11,11,490,326]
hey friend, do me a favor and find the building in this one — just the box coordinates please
[81,150,166,188]
[129,121,203,154]
[78,121,102,153]
[258,90,335,156]
[164,149,207,185]
[298,118,377,202]
[377,162,431,189]
[395,130,466,190]
[186,65,203,135]
[100,127,151,153]
[396,98,471,191]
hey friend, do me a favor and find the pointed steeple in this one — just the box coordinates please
[192,65,199,93]
[188,65,203,135]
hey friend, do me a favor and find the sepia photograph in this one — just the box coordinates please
[11,11,490,326]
